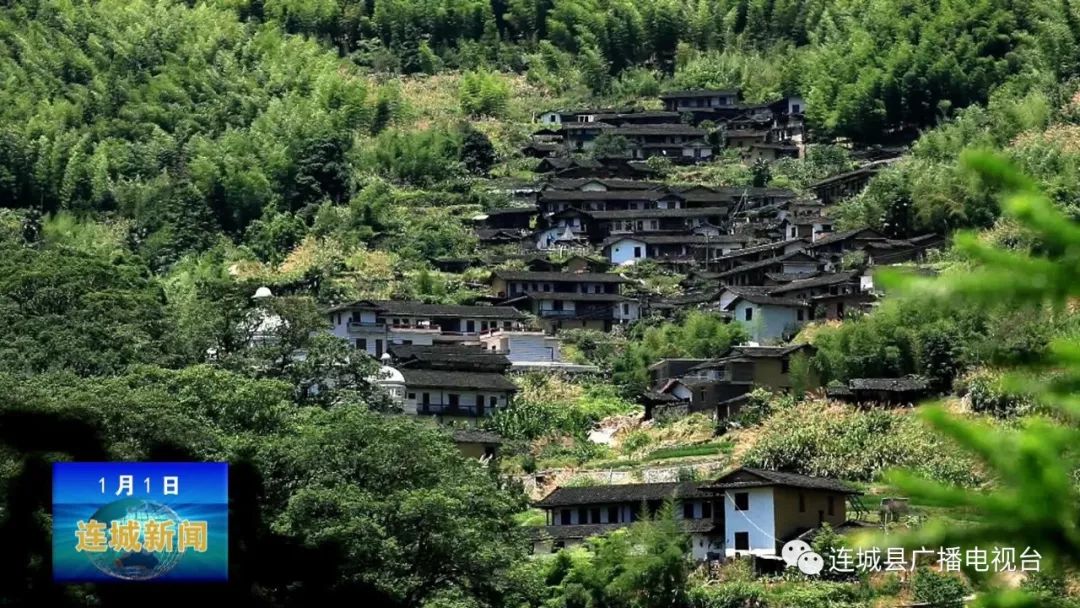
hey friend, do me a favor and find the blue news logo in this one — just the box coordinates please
[53,462,228,582]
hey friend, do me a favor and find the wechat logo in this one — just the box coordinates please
[782,539,824,575]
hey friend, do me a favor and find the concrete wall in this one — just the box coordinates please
[609,238,647,265]
[732,302,802,344]
[723,487,776,557]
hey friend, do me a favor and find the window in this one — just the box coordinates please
[375,339,383,357]
[553,300,564,311]
[560,510,571,525]
[590,508,601,524]
[489,396,497,408]
[797,309,804,321]
[781,358,790,374]
[448,393,459,407]
[407,393,416,400]
[828,496,836,516]
[356,338,367,352]
[422,393,430,406]
[608,506,619,523]
[798,492,806,513]
[734,532,750,551]
[578,507,587,523]
[683,502,694,519]
[466,320,476,333]
[622,303,630,315]
[744,307,753,322]
[633,246,642,258]
[702,502,712,519]
[734,492,749,511]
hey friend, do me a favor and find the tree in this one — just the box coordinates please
[591,133,632,158]
[459,125,497,176]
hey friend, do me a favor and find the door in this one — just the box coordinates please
[476,394,485,416]
[448,393,459,412]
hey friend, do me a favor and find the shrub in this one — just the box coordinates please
[910,567,967,607]
[742,400,984,486]
[459,70,510,117]
[957,368,1035,417]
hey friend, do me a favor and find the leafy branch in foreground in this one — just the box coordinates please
[875,150,1080,607]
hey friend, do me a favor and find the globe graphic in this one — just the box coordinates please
[86,497,184,581]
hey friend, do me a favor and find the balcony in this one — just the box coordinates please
[347,321,385,332]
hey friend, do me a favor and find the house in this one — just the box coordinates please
[647,358,711,387]
[532,482,722,560]
[862,233,947,265]
[809,160,895,204]
[725,294,811,344]
[451,428,502,461]
[588,207,730,241]
[702,467,860,559]
[603,234,745,266]
[645,344,820,421]
[765,270,869,320]
[387,343,512,373]
[490,270,639,333]
[608,124,713,163]
[593,109,682,125]
[747,143,801,162]
[327,301,528,356]
[521,141,562,158]
[807,227,890,264]
[473,206,536,230]
[706,238,807,273]
[660,90,742,123]
[535,156,604,175]
[561,122,616,151]
[716,251,820,287]
[827,376,930,405]
[780,215,834,242]
[722,129,768,150]
[399,368,517,424]
[478,328,596,373]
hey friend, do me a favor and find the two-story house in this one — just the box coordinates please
[327,300,528,357]
[703,467,859,559]
[532,482,722,560]
[608,124,713,162]
[384,344,518,426]
[660,89,742,123]
[491,270,639,332]
[725,293,811,344]
[716,251,820,287]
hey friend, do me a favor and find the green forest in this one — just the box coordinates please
[3,0,1080,606]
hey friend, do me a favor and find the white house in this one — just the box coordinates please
[703,467,858,559]
[725,294,810,344]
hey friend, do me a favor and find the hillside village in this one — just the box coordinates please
[4,0,1080,606]
[314,87,957,567]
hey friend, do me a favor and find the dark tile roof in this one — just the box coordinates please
[588,207,729,220]
[724,129,768,138]
[482,206,537,216]
[493,270,629,283]
[716,251,818,278]
[451,429,503,445]
[705,467,859,494]
[612,124,708,137]
[389,344,511,369]
[538,157,603,171]
[809,159,896,188]
[725,293,808,308]
[398,369,518,391]
[522,291,629,302]
[764,271,822,283]
[602,234,747,247]
[767,270,860,294]
[560,122,616,130]
[327,300,526,318]
[711,238,807,261]
[544,178,663,191]
[660,89,739,99]
[809,227,885,247]
[539,190,662,202]
[848,376,928,392]
[534,481,713,508]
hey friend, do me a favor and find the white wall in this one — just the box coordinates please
[609,239,647,265]
[733,302,802,344]
[403,389,510,416]
[724,487,776,558]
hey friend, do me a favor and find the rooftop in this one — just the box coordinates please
[767,270,861,294]
[848,376,929,392]
[705,467,859,495]
[660,89,740,99]
[534,481,713,508]
[492,270,629,283]
[588,207,729,220]
[398,368,518,391]
[327,300,526,319]
[451,429,503,445]
[725,293,809,309]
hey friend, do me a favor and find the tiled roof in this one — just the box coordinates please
[613,124,708,136]
[389,344,511,369]
[809,227,884,247]
[493,270,629,283]
[327,300,526,318]
[522,291,629,302]
[705,467,859,494]
[398,369,518,391]
[660,89,739,98]
[539,190,662,202]
[711,238,806,261]
[725,293,808,308]
[767,270,860,294]
[715,251,818,278]
[588,207,729,220]
[534,481,713,508]
[532,518,718,541]
[544,178,663,191]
